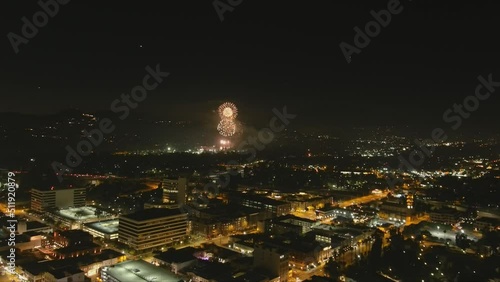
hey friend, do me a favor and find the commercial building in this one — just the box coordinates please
[474,217,500,232]
[17,220,52,234]
[379,200,417,223]
[118,208,188,251]
[31,187,86,213]
[53,242,102,260]
[188,203,264,237]
[20,263,85,282]
[19,249,125,280]
[186,261,236,281]
[101,260,182,282]
[428,207,460,225]
[48,206,113,229]
[54,230,93,248]
[153,247,197,274]
[83,219,119,240]
[266,215,319,235]
[161,177,187,207]
[44,267,85,282]
[241,195,291,217]
[253,245,289,282]
[287,195,333,212]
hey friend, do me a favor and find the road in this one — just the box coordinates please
[293,192,389,222]
[0,203,25,217]
[426,201,500,219]
[140,235,232,262]
[338,192,388,208]
[405,214,430,226]
[0,268,23,282]
[292,264,326,281]
[290,240,373,281]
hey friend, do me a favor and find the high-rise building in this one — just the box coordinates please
[253,245,289,282]
[161,177,187,207]
[118,208,188,251]
[31,187,86,213]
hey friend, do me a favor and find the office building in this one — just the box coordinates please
[241,195,291,217]
[118,208,188,251]
[31,187,86,213]
[253,245,289,282]
[161,177,187,207]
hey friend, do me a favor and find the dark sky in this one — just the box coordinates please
[2,0,499,131]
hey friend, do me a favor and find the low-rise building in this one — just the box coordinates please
[20,263,85,282]
[240,195,291,217]
[17,221,52,234]
[252,245,289,282]
[153,247,197,274]
[266,215,319,235]
[429,207,460,225]
[101,260,182,282]
[48,206,113,229]
[44,267,85,282]
[474,217,500,232]
[53,242,102,260]
[83,219,119,240]
[54,230,93,248]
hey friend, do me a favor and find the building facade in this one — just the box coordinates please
[162,177,187,207]
[241,196,291,217]
[253,245,289,282]
[31,187,86,213]
[118,208,188,251]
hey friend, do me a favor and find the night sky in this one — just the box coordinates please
[2,0,499,131]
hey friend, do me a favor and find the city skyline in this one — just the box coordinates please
[1,1,499,282]
[2,1,499,130]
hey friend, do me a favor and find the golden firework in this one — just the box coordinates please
[217,119,236,137]
[218,102,238,119]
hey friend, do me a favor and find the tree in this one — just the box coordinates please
[368,235,382,268]
[325,257,341,280]
[456,233,470,250]
[94,208,102,217]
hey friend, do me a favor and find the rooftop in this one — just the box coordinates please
[47,266,83,279]
[84,219,119,234]
[154,247,197,263]
[242,195,288,206]
[20,249,123,276]
[54,242,100,255]
[104,260,182,282]
[186,261,234,281]
[57,229,92,238]
[311,224,365,237]
[54,206,108,221]
[121,208,185,221]
[25,221,49,230]
[32,186,86,192]
[476,217,500,224]
[277,214,317,224]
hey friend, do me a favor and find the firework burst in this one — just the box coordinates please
[218,102,238,119]
[217,119,236,137]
